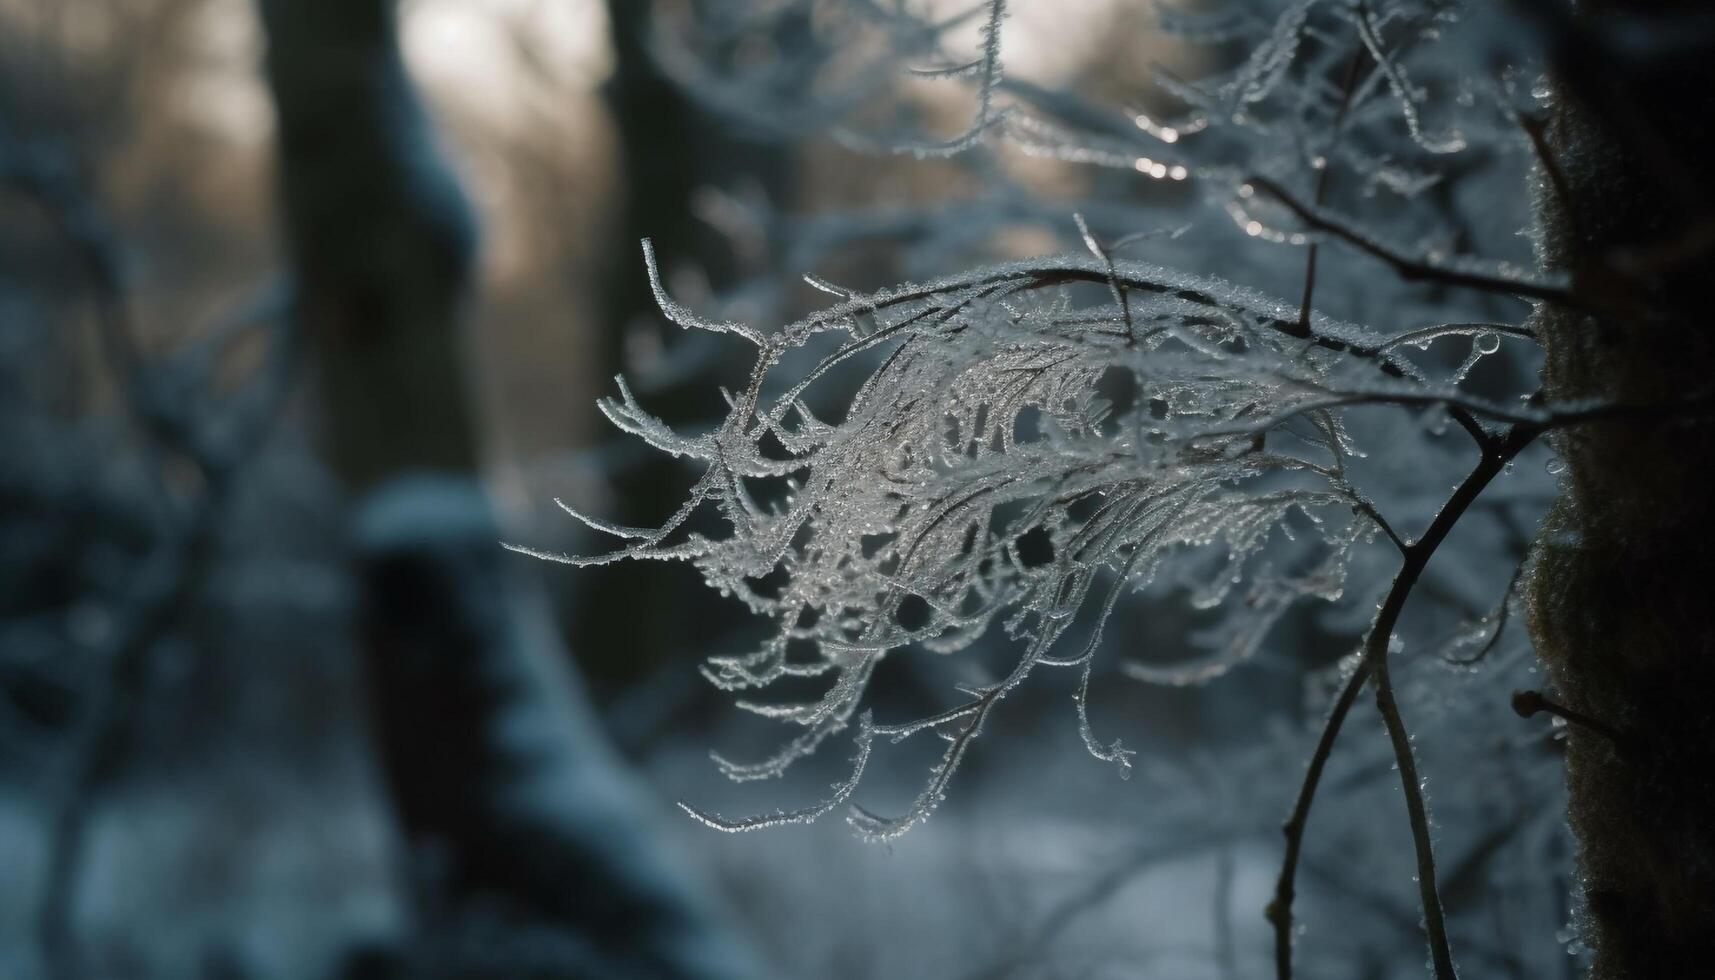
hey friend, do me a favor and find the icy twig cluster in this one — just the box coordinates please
[508,238,1536,840]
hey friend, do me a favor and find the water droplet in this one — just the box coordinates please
[1475,333,1501,354]
[1546,457,1566,475]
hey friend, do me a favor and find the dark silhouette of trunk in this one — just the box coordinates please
[258,3,760,977]
[579,0,796,692]
[259,0,480,493]
[1527,4,1715,976]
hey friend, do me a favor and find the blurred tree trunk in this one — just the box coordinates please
[259,0,479,492]
[258,3,758,977]
[580,0,795,692]
[1527,4,1715,977]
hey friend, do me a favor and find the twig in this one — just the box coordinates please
[1074,212,1134,343]
[1442,558,1527,666]
[1296,47,1367,333]
[1247,175,1581,309]
[1370,610,1457,980]
[1511,690,1630,753]
[1345,489,1408,555]
[1269,652,1369,979]
[1374,321,1538,353]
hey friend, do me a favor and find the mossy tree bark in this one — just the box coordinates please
[1526,4,1715,976]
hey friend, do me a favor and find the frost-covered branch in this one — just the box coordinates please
[517,0,1609,974]
[512,234,1552,844]
[1245,175,1577,308]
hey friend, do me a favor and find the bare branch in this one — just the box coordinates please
[1247,175,1579,308]
[1270,423,1536,980]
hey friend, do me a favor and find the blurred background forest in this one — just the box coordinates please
[0,1,1576,978]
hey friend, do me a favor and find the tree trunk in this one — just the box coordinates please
[259,0,480,492]
[258,5,760,977]
[1526,5,1715,977]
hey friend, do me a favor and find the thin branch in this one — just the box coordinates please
[872,0,1009,157]
[1185,383,1715,448]
[788,254,1504,410]
[1511,690,1631,753]
[1352,1,1467,155]
[1074,212,1134,343]
[1442,558,1527,666]
[1247,175,1581,309]
[1370,612,1457,980]
[1270,422,1538,980]
[1375,321,1538,353]
[1339,482,1408,555]
[1269,653,1369,980]
[1296,47,1367,333]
